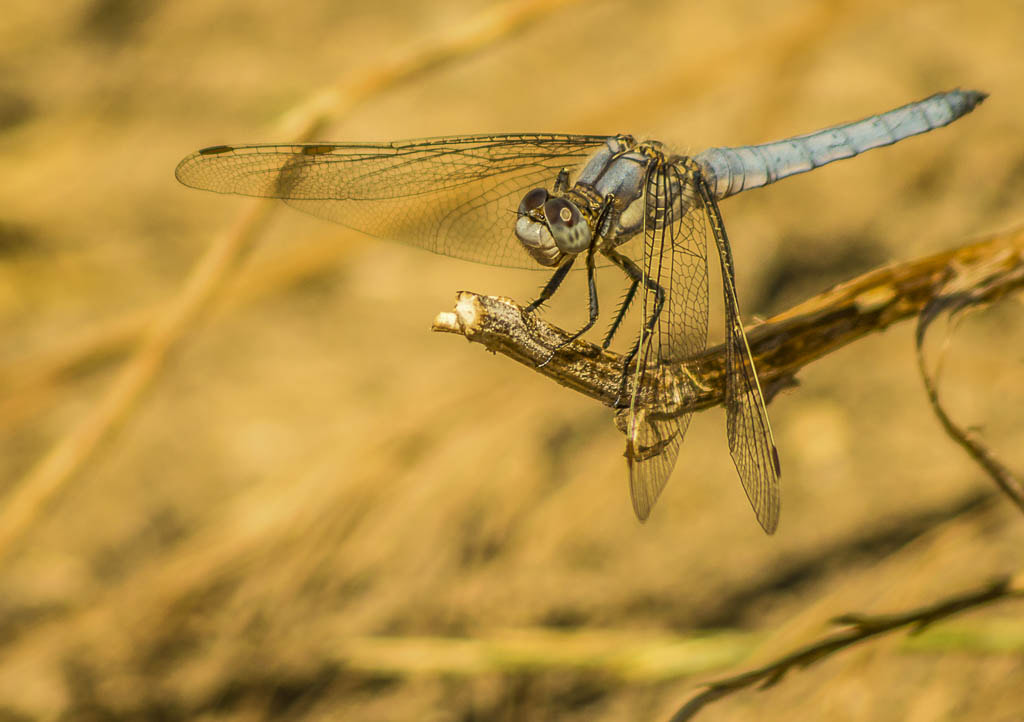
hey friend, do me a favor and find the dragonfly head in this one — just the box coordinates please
[515,188,592,267]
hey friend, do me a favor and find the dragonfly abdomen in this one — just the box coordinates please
[695,88,986,200]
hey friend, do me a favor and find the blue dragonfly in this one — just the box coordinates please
[177,89,985,533]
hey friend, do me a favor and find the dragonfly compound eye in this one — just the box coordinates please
[543,198,591,254]
[518,187,549,216]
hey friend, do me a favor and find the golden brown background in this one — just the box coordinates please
[1,0,1022,719]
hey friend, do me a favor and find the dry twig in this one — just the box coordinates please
[434,227,1024,432]
[914,249,1024,512]
[668,574,1024,721]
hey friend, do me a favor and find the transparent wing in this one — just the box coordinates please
[624,399,689,521]
[625,160,709,520]
[696,174,782,533]
[175,134,612,269]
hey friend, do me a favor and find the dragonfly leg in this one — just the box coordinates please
[602,248,666,406]
[602,280,639,349]
[524,255,575,313]
[537,240,600,368]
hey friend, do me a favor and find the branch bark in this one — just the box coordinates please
[433,227,1024,417]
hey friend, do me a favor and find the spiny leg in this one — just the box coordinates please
[537,239,600,367]
[603,248,666,362]
[602,279,639,349]
[602,248,666,405]
[524,255,575,314]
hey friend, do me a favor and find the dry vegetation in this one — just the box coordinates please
[1,0,1022,720]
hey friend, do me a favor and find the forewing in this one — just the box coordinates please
[625,161,709,519]
[696,176,781,533]
[175,134,611,269]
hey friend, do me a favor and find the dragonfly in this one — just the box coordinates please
[176,88,985,533]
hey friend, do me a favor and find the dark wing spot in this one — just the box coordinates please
[198,145,234,156]
[301,145,337,156]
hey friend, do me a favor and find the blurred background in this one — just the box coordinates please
[1,0,1022,719]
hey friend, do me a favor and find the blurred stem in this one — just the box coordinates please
[330,602,1024,682]
[668,574,1024,721]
